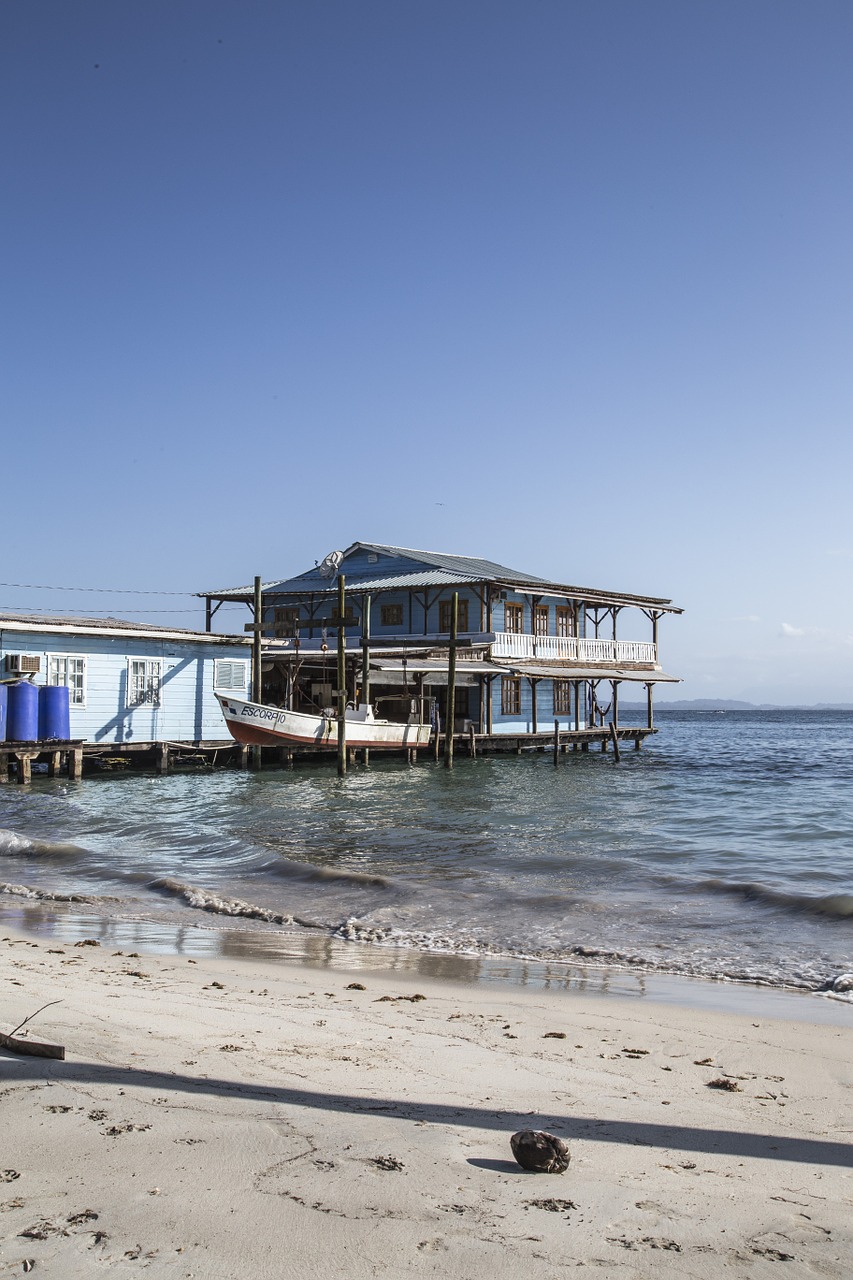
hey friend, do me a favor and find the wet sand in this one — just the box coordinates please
[1,926,851,1278]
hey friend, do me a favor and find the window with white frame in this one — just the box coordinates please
[128,659,162,706]
[214,659,248,691]
[47,655,86,706]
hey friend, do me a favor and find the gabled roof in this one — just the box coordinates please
[354,542,551,586]
[199,541,681,612]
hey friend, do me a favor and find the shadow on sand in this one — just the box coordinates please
[3,1051,851,1169]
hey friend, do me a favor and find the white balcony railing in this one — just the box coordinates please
[490,632,657,665]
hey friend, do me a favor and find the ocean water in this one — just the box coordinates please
[1,710,851,1000]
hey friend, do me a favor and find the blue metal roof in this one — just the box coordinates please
[353,543,551,586]
[199,541,680,610]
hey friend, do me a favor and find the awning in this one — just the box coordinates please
[492,662,680,683]
[369,658,496,674]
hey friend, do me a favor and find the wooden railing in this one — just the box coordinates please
[490,633,657,665]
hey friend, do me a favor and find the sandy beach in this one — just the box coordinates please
[1,927,851,1279]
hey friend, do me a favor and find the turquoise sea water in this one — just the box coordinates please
[1,711,851,997]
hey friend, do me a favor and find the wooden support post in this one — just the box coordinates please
[360,595,371,769]
[530,679,538,735]
[337,574,347,778]
[69,747,83,781]
[361,594,371,711]
[286,748,294,768]
[468,724,476,757]
[635,735,641,750]
[205,598,212,632]
[601,736,608,752]
[612,681,619,732]
[646,682,654,730]
[157,744,170,775]
[609,721,621,762]
[574,681,581,731]
[581,740,589,752]
[17,752,33,785]
[444,592,458,770]
[347,747,356,766]
[250,575,264,771]
[0,752,8,784]
[48,750,61,778]
[239,745,250,771]
[553,718,559,766]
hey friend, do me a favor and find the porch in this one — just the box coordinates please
[490,633,658,665]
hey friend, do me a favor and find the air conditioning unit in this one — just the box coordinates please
[5,654,40,674]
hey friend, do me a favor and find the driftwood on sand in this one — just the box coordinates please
[0,1000,65,1059]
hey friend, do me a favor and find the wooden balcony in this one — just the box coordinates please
[490,632,658,666]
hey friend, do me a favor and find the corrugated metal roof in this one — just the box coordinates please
[199,540,681,612]
[493,661,680,683]
[200,569,484,597]
[370,657,497,674]
[355,542,551,586]
[0,611,247,645]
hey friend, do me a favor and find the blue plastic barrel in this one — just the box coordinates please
[0,684,7,742]
[8,682,39,742]
[39,685,70,741]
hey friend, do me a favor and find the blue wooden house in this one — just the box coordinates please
[0,613,250,748]
[201,542,680,738]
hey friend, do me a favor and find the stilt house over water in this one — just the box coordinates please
[200,542,681,742]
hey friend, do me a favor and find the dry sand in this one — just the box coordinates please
[1,926,851,1278]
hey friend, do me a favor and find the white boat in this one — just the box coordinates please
[216,694,432,750]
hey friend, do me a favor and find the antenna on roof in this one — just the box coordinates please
[318,550,344,579]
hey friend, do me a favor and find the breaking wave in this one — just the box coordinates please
[0,880,98,904]
[148,877,332,931]
[0,829,88,862]
[260,858,391,889]
[699,879,853,919]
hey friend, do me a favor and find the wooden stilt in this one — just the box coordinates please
[239,745,250,771]
[69,747,83,780]
[48,750,61,778]
[337,574,347,778]
[249,574,264,772]
[0,753,8,784]
[609,721,621,762]
[17,752,33,785]
[469,724,476,757]
[157,744,170,775]
[553,718,559,765]
[444,592,458,770]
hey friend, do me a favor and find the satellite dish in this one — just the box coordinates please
[318,550,344,579]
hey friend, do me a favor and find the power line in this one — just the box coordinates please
[0,583,198,596]
[0,605,245,615]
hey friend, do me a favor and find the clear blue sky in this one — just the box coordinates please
[3,1,851,702]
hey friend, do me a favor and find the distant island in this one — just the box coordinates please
[620,699,853,711]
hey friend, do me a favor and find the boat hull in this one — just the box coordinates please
[216,695,432,750]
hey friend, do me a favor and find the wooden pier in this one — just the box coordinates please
[0,724,654,783]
